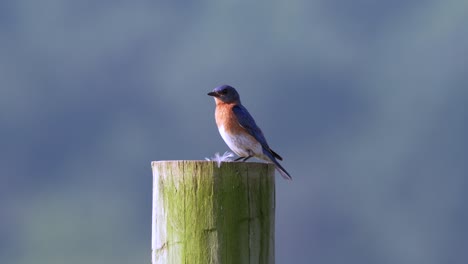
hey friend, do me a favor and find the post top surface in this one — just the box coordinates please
[151,160,275,170]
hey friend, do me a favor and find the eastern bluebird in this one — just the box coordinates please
[208,85,292,180]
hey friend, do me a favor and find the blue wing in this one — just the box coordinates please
[232,105,283,160]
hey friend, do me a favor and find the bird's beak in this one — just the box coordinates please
[207,91,218,97]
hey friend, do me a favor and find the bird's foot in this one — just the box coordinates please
[234,156,252,162]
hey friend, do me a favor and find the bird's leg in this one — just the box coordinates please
[239,150,254,162]
[234,155,252,162]
[242,156,252,162]
[234,156,244,161]
[235,150,254,162]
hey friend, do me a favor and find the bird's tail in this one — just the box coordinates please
[263,150,292,181]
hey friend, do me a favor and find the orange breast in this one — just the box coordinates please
[215,103,247,135]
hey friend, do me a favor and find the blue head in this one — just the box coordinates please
[208,85,240,104]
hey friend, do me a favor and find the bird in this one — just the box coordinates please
[207,84,292,180]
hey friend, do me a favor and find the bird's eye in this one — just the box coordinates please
[220,89,228,94]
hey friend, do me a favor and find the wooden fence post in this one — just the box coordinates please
[151,160,275,264]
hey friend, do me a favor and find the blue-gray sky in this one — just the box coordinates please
[1,1,467,263]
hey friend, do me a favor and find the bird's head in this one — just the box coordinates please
[207,85,240,104]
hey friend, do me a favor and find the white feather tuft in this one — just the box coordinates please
[205,151,235,168]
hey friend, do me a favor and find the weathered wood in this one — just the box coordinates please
[151,160,275,264]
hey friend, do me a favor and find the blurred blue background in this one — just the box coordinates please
[1,0,467,263]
